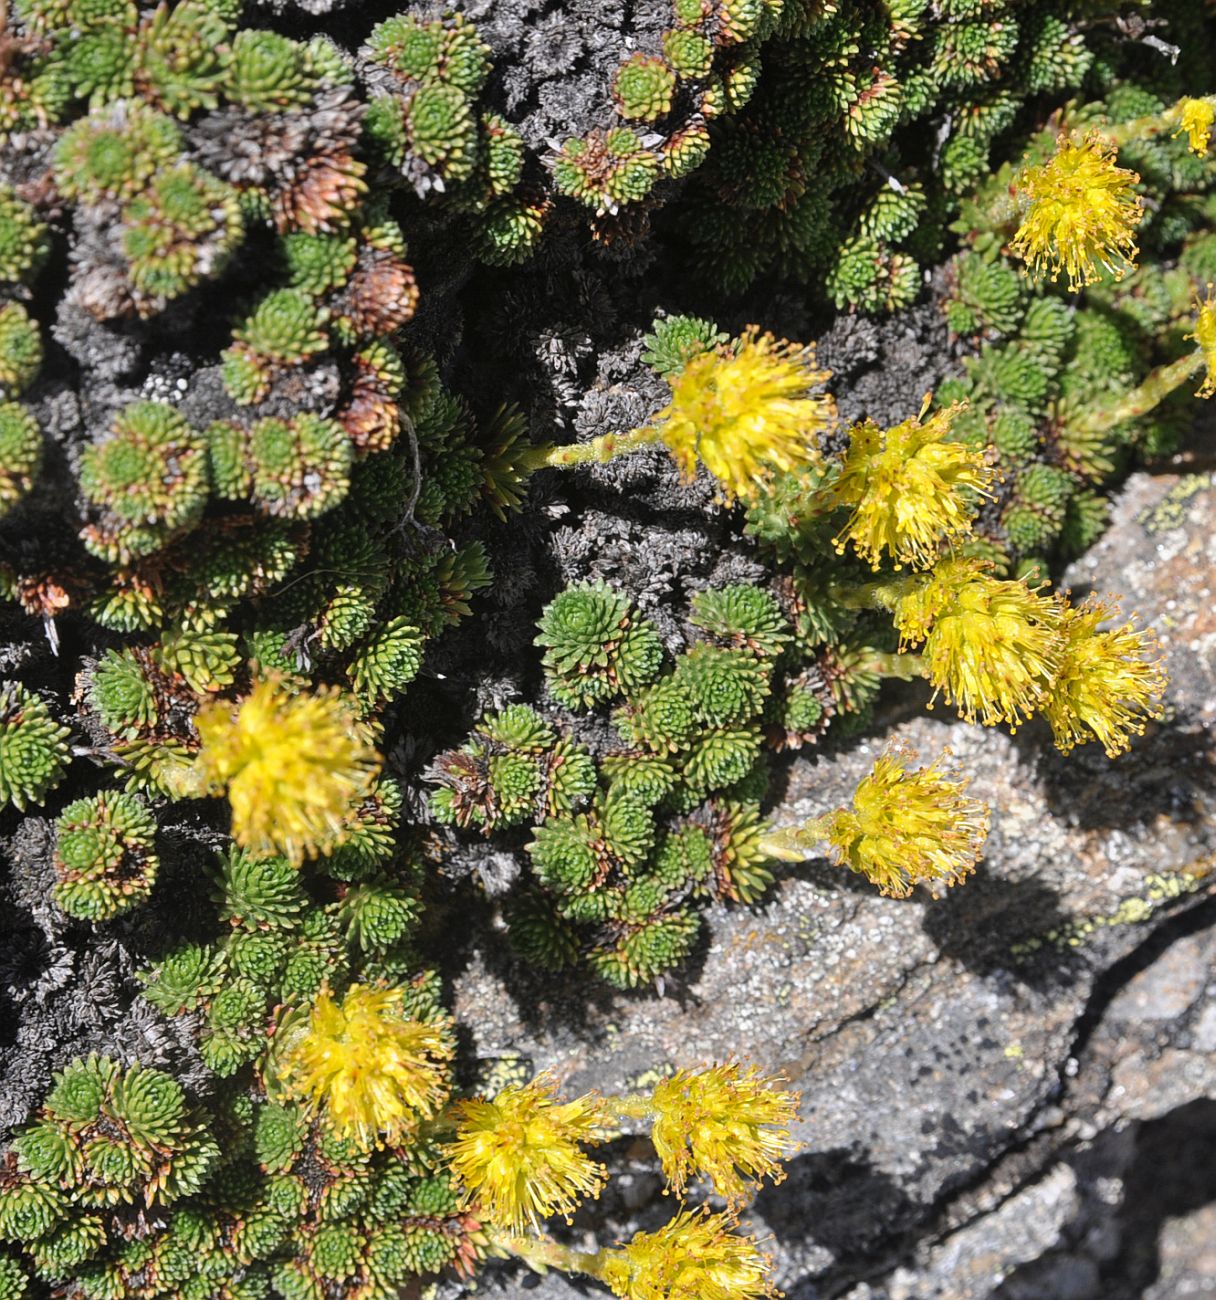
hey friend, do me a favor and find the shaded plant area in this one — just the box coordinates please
[0,0,1213,1297]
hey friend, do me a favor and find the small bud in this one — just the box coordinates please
[895,558,1065,730]
[1011,132,1143,292]
[832,400,994,570]
[600,1207,778,1300]
[447,1076,610,1231]
[195,677,380,865]
[1042,597,1166,757]
[650,329,835,505]
[276,984,452,1150]
[650,1063,799,1208]
[1189,285,1216,400]
[824,745,990,898]
[1173,98,1214,157]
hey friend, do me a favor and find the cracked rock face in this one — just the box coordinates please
[443,455,1216,1300]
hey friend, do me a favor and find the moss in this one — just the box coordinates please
[0,304,42,397]
[612,54,677,123]
[0,403,42,515]
[53,791,159,921]
[79,402,209,562]
[0,189,49,285]
[53,102,182,205]
[536,584,664,711]
[0,682,71,811]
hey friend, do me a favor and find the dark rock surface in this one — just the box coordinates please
[441,457,1216,1300]
[4,241,1210,1294]
[0,187,969,1155]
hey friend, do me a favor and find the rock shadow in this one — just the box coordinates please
[776,852,890,898]
[921,863,1087,991]
[479,912,713,1045]
[1099,1097,1216,1298]
[754,1146,917,1267]
[474,1258,600,1296]
[1015,709,1216,833]
[435,872,702,1055]
[992,1098,1216,1300]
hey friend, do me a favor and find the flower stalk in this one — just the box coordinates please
[1071,349,1206,435]
[492,1231,612,1280]
[756,815,834,863]
[523,328,835,504]
[1100,94,1216,151]
[525,426,662,468]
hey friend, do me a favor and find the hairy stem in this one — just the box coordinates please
[867,650,925,679]
[603,1093,656,1122]
[525,425,662,469]
[1100,94,1216,148]
[492,1231,613,1281]
[756,814,833,863]
[827,574,916,612]
[1073,348,1205,435]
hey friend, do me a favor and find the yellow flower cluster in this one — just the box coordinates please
[447,1076,610,1231]
[1041,597,1167,757]
[1190,286,1216,399]
[823,745,990,897]
[891,558,1167,755]
[650,329,835,505]
[1011,133,1143,292]
[1174,97,1215,156]
[195,676,379,864]
[832,401,994,570]
[650,1063,799,1209]
[600,1209,776,1300]
[894,557,1064,730]
[277,984,452,1150]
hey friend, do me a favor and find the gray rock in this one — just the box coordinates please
[446,461,1216,1299]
